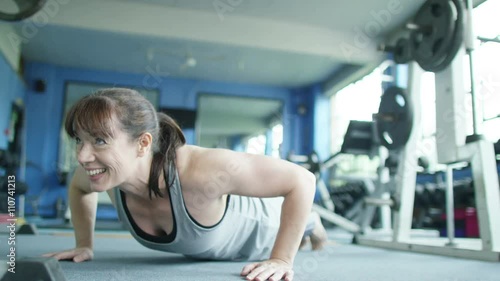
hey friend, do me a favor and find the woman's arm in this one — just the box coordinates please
[70,166,98,250]
[44,166,97,262]
[188,147,316,280]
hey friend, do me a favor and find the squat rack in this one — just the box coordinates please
[354,0,500,262]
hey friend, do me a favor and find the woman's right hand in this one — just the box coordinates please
[43,247,93,262]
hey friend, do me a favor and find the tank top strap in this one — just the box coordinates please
[164,162,192,226]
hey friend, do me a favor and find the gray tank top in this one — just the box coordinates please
[114,165,285,261]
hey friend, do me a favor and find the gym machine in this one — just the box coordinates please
[288,121,377,233]
[0,101,37,234]
[288,85,415,234]
[355,0,500,261]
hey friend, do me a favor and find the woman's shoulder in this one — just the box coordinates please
[174,145,232,188]
[175,145,237,172]
[175,145,200,168]
[173,144,196,172]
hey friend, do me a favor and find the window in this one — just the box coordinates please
[475,1,500,142]
[245,134,266,155]
[330,67,385,153]
[330,65,387,177]
[271,123,283,158]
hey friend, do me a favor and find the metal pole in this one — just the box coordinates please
[445,166,456,247]
[18,100,27,219]
[477,36,500,44]
[465,0,482,136]
[468,52,481,135]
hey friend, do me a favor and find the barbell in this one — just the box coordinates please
[382,0,465,73]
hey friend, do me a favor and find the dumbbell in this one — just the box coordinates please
[0,257,67,281]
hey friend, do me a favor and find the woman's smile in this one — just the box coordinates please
[85,168,108,183]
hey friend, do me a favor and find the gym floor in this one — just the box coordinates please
[1,228,499,281]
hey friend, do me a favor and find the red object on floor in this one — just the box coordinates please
[465,207,479,238]
[0,213,13,223]
[440,207,479,238]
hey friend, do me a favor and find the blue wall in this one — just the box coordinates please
[0,52,332,218]
[0,53,25,150]
[311,85,331,161]
[288,87,314,155]
[287,85,331,159]
[22,62,323,216]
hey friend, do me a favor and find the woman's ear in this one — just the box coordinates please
[137,133,153,157]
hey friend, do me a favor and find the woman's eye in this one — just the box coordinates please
[95,138,107,145]
[75,137,82,144]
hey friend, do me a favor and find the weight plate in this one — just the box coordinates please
[411,0,464,72]
[0,0,47,22]
[394,38,413,64]
[375,86,414,150]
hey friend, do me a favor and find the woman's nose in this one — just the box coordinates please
[77,143,95,164]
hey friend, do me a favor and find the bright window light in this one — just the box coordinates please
[330,67,384,153]
[271,124,283,158]
[246,134,266,155]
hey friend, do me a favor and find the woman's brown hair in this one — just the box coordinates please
[64,88,186,198]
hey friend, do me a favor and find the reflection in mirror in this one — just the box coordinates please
[58,83,159,179]
[196,94,283,157]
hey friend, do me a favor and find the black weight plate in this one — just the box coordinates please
[375,86,414,150]
[0,0,47,22]
[429,0,464,72]
[394,38,413,64]
[411,0,455,69]
[411,0,464,72]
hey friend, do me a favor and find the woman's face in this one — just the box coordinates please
[75,120,139,192]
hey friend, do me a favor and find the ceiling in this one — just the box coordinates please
[5,0,435,88]
[2,0,488,147]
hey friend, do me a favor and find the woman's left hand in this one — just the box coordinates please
[240,258,294,281]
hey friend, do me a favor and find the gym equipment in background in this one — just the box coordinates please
[0,149,28,213]
[373,86,414,150]
[356,0,500,262]
[0,101,35,234]
[388,38,413,65]
[409,0,465,72]
[288,88,415,233]
[0,257,67,281]
[0,0,47,22]
[380,0,465,72]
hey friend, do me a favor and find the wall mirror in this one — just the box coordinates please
[196,94,283,156]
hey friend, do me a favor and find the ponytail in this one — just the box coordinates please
[148,112,186,199]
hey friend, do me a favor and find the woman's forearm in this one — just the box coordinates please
[270,172,316,264]
[69,184,98,249]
